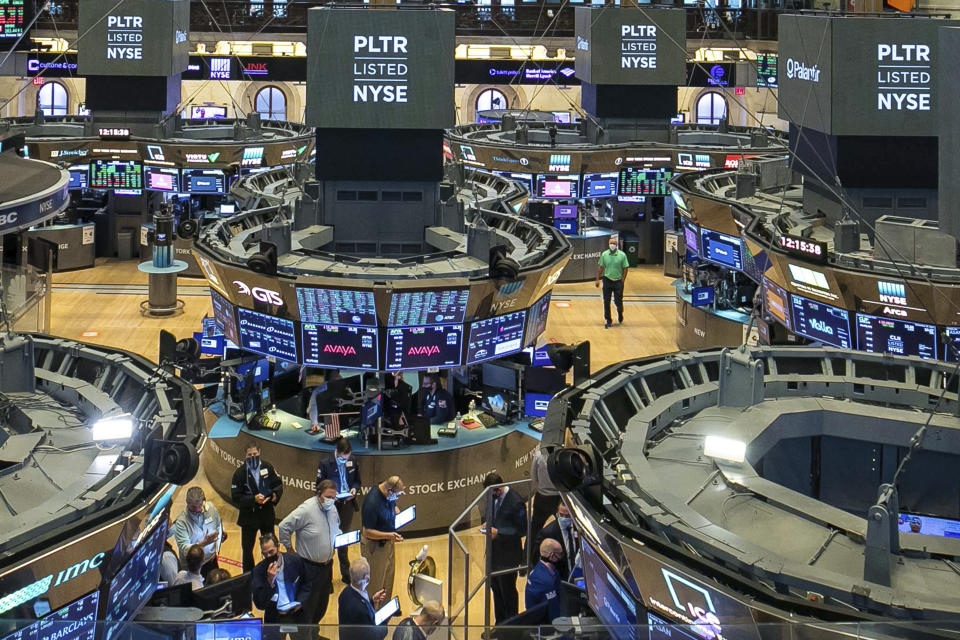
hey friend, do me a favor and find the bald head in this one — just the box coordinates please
[415,600,445,633]
[540,538,562,556]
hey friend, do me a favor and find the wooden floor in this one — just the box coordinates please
[46,258,680,634]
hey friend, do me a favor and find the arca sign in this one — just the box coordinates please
[233,281,283,306]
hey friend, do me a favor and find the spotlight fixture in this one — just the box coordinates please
[703,435,747,463]
[489,245,520,281]
[248,241,278,275]
[91,413,135,442]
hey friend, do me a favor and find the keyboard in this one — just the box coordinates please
[476,412,497,428]
[529,418,545,432]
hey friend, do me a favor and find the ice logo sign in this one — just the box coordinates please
[661,569,724,640]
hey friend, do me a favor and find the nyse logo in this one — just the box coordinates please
[490,299,519,314]
[234,281,283,306]
[408,345,440,356]
[39,198,54,213]
[324,345,357,356]
[878,281,907,307]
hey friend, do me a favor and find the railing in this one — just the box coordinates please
[0,263,50,335]
[39,1,807,40]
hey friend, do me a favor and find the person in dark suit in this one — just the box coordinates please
[338,557,389,640]
[525,538,565,624]
[231,442,284,572]
[317,437,362,584]
[534,503,578,580]
[418,374,455,425]
[251,533,313,624]
[392,601,445,640]
[480,472,527,624]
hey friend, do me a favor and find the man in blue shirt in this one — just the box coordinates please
[361,475,405,601]
[418,375,455,425]
[525,538,565,624]
[317,437,362,583]
[251,533,313,624]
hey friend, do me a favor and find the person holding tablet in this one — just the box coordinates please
[338,557,389,640]
[251,533,313,625]
[317,437,362,584]
[231,443,284,572]
[361,476,405,601]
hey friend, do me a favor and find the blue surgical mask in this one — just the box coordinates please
[246,455,260,469]
[387,490,402,502]
[557,516,572,528]
[321,497,335,510]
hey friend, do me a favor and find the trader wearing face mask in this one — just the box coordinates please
[524,538,566,624]
[535,503,578,579]
[171,486,226,578]
[317,437,362,584]
[231,442,284,572]
[595,237,629,329]
[279,480,341,624]
[338,557,389,640]
[361,476,405,602]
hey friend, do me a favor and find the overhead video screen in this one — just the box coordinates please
[301,324,378,370]
[296,286,377,327]
[0,0,31,43]
[756,53,778,88]
[104,519,168,637]
[68,165,89,190]
[144,165,180,192]
[35,591,99,640]
[618,167,671,196]
[525,291,551,343]
[305,8,455,129]
[210,289,239,346]
[466,310,527,365]
[388,289,469,327]
[762,278,791,331]
[536,174,579,199]
[574,7,686,86]
[790,294,852,348]
[855,313,937,359]
[699,229,743,270]
[184,169,226,194]
[78,0,190,77]
[237,307,298,362]
[385,325,463,370]
[90,160,143,190]
[583,172,619,199]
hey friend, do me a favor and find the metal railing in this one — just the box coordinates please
[0,263,50,335]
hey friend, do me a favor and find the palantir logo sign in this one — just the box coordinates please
[106,16,144,60]
[785,58,820,82]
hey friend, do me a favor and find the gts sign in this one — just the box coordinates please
[234,281,283,306]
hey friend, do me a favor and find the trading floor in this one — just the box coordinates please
[49,258,677,627]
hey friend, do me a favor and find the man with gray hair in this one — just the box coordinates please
[338,557,389,640]
[171,486,225,578]
[392,601,445,640]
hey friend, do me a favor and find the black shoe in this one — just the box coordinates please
[604,322,611,329]
[618,314,623,324]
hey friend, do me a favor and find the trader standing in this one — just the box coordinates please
[361,476,405,601]
[527,445,560,564]
[418,375,455,425]
[279,480,341,624]
[171,486,226,578]
[252,533,313,624]
[338,557,389,640]
[525,538,566,624]
[317,437,362,583]
[480,472,527,624]
[595,237,629,328]
[231,442,284,572]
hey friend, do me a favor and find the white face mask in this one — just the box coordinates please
[609,245,617,252]
[357,578,369,590]
[321,497,335,511]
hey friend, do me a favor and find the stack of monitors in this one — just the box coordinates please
[297,286,379,370]
[386,289,469,370]
[90,160,142,190]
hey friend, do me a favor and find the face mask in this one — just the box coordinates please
[387,491,401,502]
[357,578,370,590]
[541,555,557,565]
[338,456,349,464]
[609,245,617,252]
[557,516,572,528]
[321,497,335,510]
[190,509,204,522]
[246,455,260,468]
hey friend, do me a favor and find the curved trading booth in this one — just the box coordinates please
[0,150,70,235]
[544,346,960,637]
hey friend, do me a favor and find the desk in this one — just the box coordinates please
[557,227,617,283]
[202,407,542,536]
[21,223,96,271]
[675,283,752,351]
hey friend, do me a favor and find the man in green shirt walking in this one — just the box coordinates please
[595,237,629,328]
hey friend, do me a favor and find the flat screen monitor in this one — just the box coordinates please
[301,324,379,370]
[691,285,714,307]
[525,292,551,343]
[219,203,236,216]
[385,325,463,370]
[195,620,262,640]
[789,295,852,349]
[536,174,579,199]
[582,172,618,199]
[699,229,743,270]
[68,165,88,190]
[493,171,533,192]
[683,221,699,255]
[580,541,639,640]
[387,289,469,327]
[236,308,298,362]
[944,327,960,361]
[237,358,270,385]
[374,597,400,626]
[210,289,240,346]
[11,590,101,640]
[466,309,527,365]
[482,361,517,391]
[144,165,180,193]
[552,111,571,124]
[524,392,552,418]
[199,334,225,356]
[184,169,226,194]
[296,286,377,327]
[553,219,578,235]
[190,105,228,120]
[762,278,792,331]
[617,166,671,197]
[0,0,32,45]
[855,313,937,359]
[898,513,960,538]
[90,160,143,190]
[756,53,778,88]
[103,519,168,637]
[553,204,578,219]
[394,505,416,529]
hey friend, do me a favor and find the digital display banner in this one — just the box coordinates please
[1,0,31,44]
[306,7,455,129]
[574,7,686,86]
[778,15,959,136]
[78,0,190,77]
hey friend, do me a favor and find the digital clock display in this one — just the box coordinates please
[777,234,827,262]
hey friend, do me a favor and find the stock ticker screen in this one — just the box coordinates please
[617,167,671,197]
[0,0,29,41]
[855,313,937,360]
[789,295,852,349]
[296,286,377,327]
[466,310,527,365]
[237,307,298,362]
[385,325,463,370]
[103,519,168,638]
[301,324,379,370]
[90,160,143,190]
[387,289,469,327]
[210,289,239,346]
[0,591,100,640]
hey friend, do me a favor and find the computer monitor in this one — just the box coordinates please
[103,518,168,638]
[482,362,517,392]
[335,530,361,548]
[219,203,236,216]
[524,366,566,394]
[191,573,253,614]
[524,392,552,418]
[236,358,270,386]
[553,218,578,235]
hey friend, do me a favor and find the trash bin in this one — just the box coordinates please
[621,231,640,267]
[117,229,134,261]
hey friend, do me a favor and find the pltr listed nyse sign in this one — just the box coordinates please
[106,15,143,59]
[621,25,658,69]
[877,43,931,111]
[353,35,408,103]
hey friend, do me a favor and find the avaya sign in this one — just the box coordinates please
[408,345,440,356]
[234,281,284,306]
[324,344,357,356]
